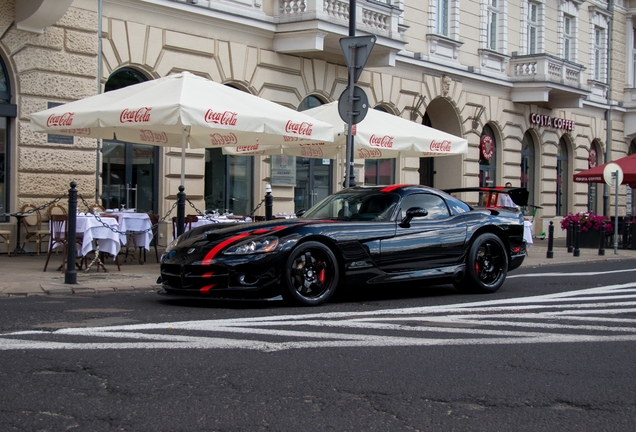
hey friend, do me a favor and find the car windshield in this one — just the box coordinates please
[301,191,400,221]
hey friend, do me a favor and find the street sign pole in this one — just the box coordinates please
[614,170,619,254]
[345,50,356,188]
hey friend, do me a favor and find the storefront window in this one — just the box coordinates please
[556,137,569,216]
[101,68,158,212]
[204,149,253,215]
[521,131,535,216]
[479,124,497,203]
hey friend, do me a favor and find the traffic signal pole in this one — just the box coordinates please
[344,0,357,189]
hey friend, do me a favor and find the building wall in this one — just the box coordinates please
[1,0,633,244]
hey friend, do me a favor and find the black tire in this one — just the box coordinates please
[453,233,508,294]
[281,241,340,306]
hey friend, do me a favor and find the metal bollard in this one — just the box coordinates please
[176,185,186,237]
[573,222,580,257]
[567,222,573,253]
[265,184,273,221]
[546,221,554,259]
[65,181,78,285]
[599,222,606,256]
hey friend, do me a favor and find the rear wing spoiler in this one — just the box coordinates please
[443,187,529,208]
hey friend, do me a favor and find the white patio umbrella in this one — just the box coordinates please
[298,101,468,159]
[30,71,335,185]
[30,71,335,234]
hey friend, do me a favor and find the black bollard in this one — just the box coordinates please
[567,222,573,253]
[573,222,580,257]
[546,221,554,259]
[265,184,273,221]
[599,222,606,256]
[65,182,78,285]
[176,185,186,237]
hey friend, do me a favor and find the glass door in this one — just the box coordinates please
[294,157,332,213]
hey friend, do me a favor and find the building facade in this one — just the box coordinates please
[2,0,636,247]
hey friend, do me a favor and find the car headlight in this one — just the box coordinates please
[223,237,279,255]
[165,237,179,253]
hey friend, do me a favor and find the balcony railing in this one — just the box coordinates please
[510,54,586,89]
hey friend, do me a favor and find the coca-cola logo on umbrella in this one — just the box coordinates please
[120,107,152,123]
[209,133,238,146]
[358,148,383,158]
[47,112,74,127]
[300,148,324,157]
[285,121,313,136]
[429,140,452,152]
[204,110,238,126]
[480,134,494,160]
[235,144,260,153]
[369,134,394,148]
[139,130,168,144]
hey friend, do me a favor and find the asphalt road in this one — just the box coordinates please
[1,260,635,431]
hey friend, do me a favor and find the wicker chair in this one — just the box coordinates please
[0,225,10,256]
[20,204,50,255]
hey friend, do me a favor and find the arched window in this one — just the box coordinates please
[101,68,159,213]
[365,106,395,186]
[0,56,16,222]
[479,124,497,203]
[587,141,602,213]
[204,83,254,215]
[520,131,536,216]
[295,95,332,212]
[556,137,569,216]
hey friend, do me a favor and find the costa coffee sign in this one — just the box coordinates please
[369,134,394,148]
[429,140,452,152]
[530,113,574,131]
[47,112,74,127]
[205,110,237,126]
[285,121,313,136]
[140,130,168,144]
[209,133,238,146]
[120,107,152,123]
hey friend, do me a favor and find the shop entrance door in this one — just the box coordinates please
[294,158,332,213]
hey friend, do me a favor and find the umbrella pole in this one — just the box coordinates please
[176,127,187,236]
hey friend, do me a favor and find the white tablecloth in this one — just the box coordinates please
[107,212,153,250]
[77,215,121,257]
[524,220,534,246]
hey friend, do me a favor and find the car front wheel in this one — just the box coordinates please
[454,233,508,294]
[282,241,340,306]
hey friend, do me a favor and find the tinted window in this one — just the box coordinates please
[399,193,450,220]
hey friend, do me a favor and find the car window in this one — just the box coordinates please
[398,193,450,220]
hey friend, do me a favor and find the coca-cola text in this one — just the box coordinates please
[368,134,394,148]
[120,107,152,123]
[285,121,313,136]
[209,133,238,146]
[46,112,74,127]
[204,110,238,126]
[429,140,452,152]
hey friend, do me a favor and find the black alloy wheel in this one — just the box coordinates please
[282,241,340,306]
[453,233,508,293]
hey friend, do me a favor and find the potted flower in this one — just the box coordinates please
[560,212,613,248]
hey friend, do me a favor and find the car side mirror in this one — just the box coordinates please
[295,209,306,217]
[399,207,428,228]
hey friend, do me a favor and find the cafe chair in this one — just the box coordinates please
[171,215,197,239]
[20,204,50,255]
[0,226,10,256]
[47,203,67,218]
[91,204,105,213]
[43,214,83,272]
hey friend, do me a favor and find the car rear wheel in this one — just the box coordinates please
[282,241,340,306]
[453,233,507,294]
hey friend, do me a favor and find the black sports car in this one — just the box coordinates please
[159,184,528,306]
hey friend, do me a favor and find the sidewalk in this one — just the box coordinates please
[0,239,635,297]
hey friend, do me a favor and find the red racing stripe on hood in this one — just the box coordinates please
[202,232,251,265]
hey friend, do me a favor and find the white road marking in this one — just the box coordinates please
[1,282,636,351]
[508,268,636,278]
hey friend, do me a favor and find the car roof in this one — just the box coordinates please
[338,184,442,197]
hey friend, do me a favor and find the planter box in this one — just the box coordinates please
[567,229,604,249]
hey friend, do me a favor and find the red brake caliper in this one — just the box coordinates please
[317,260,326,283]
